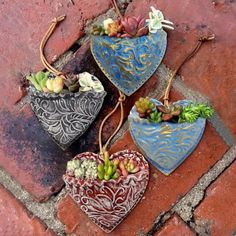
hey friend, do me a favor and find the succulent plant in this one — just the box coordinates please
[103,18,115,34]
[26,71,50,92]
[97,152,120,180]
[63,73,80,92]
[78,72,104,93]
[146,6,174,33]
[26,71,65,93]
[91,25,106,36]
[91,15,148,38]
[67,159,81,172]
[157,104,183,121]
[91,18,123,37]
[178,103,214,123]
[67,159,98,179]
[119,158,140,176]
[135,97,214,124]
[178,107,199,123]
[149,110,162,123]
[194,103,214,118]
[46,76,64,93]
[121,16,148,38]
[135,97,155,118]
[106,20,123,37]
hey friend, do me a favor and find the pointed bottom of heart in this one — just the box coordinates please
[29,87,106,150]
[128,100,206,175]
[63,150,149,233]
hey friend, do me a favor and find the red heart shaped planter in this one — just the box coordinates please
[63,150,149,233]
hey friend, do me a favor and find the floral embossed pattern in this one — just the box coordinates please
[63,150,149,233]
[29,87,106,150]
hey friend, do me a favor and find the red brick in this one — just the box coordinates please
[0,184,55,236]
[0,36,158,202]
[0,105,73,201]
[126,0,236,138]
[155,215,195,236]
[63,42,160,121]
[0,0,111,108]
[61,45,160,163]
[194,161,236,236]
[57,112,228,235]
[0,0,111,201]
[57,194,107,236]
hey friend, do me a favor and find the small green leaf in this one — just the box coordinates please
[40,77,48,89]
[26,75,42,91]
[149,111,162,123]
[35,71,45,82]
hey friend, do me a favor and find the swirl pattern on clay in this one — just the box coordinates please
[29,87,106,150]
[63,150,149,233]
[91,30,167,96]
[128,100,206,175]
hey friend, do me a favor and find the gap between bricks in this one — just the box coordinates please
[2,60,235,235]
[2,4,236,235]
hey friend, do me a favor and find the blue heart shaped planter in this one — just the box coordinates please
[128,99,206,175]
[91,30,167,96]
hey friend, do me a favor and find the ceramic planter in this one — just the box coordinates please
[128,99,206,175]
[63,150,149,233]
[91,30,167,96]
[28,86,106,150]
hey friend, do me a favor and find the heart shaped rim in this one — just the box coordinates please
[29,86,107,150]
[63,149,149,233]
[28,85,106,100]
[91,30,167,96]
[128,99,206,175]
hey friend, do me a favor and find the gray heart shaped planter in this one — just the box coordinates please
[128,99,206,175]
[28,87,106,150]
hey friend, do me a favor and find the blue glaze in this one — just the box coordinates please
[91,30,167,96]
[128,100,206,175]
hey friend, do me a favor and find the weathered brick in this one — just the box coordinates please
[57,89,228,235]
[0,35,158,202]
[0,0,112,201]
[0,0,111,107]
[126,0,236,138]
[194,161,236,235]
[155,215,195,236]
[0,105,73,201]
[0,184,55,236]
[57,194,106,236]
[62,45,160,152]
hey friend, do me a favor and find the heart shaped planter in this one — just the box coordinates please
[91,30,167,96]
[28,87,106,150]
[63,150,149,233]
[128,100,206,175]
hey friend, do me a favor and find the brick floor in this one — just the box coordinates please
[155,215,195,236]
[126,0,236,138]
[61,43,160,154]
[57,119,228,235]
[0,42,160,202]
[0,1,111,201]
[0,1,235,235]
[0,0,111,108]
[194,161,236,235]
[0,184,55,236]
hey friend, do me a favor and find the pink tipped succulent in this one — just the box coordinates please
[118,158,140,176]
[121,16,148,38]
